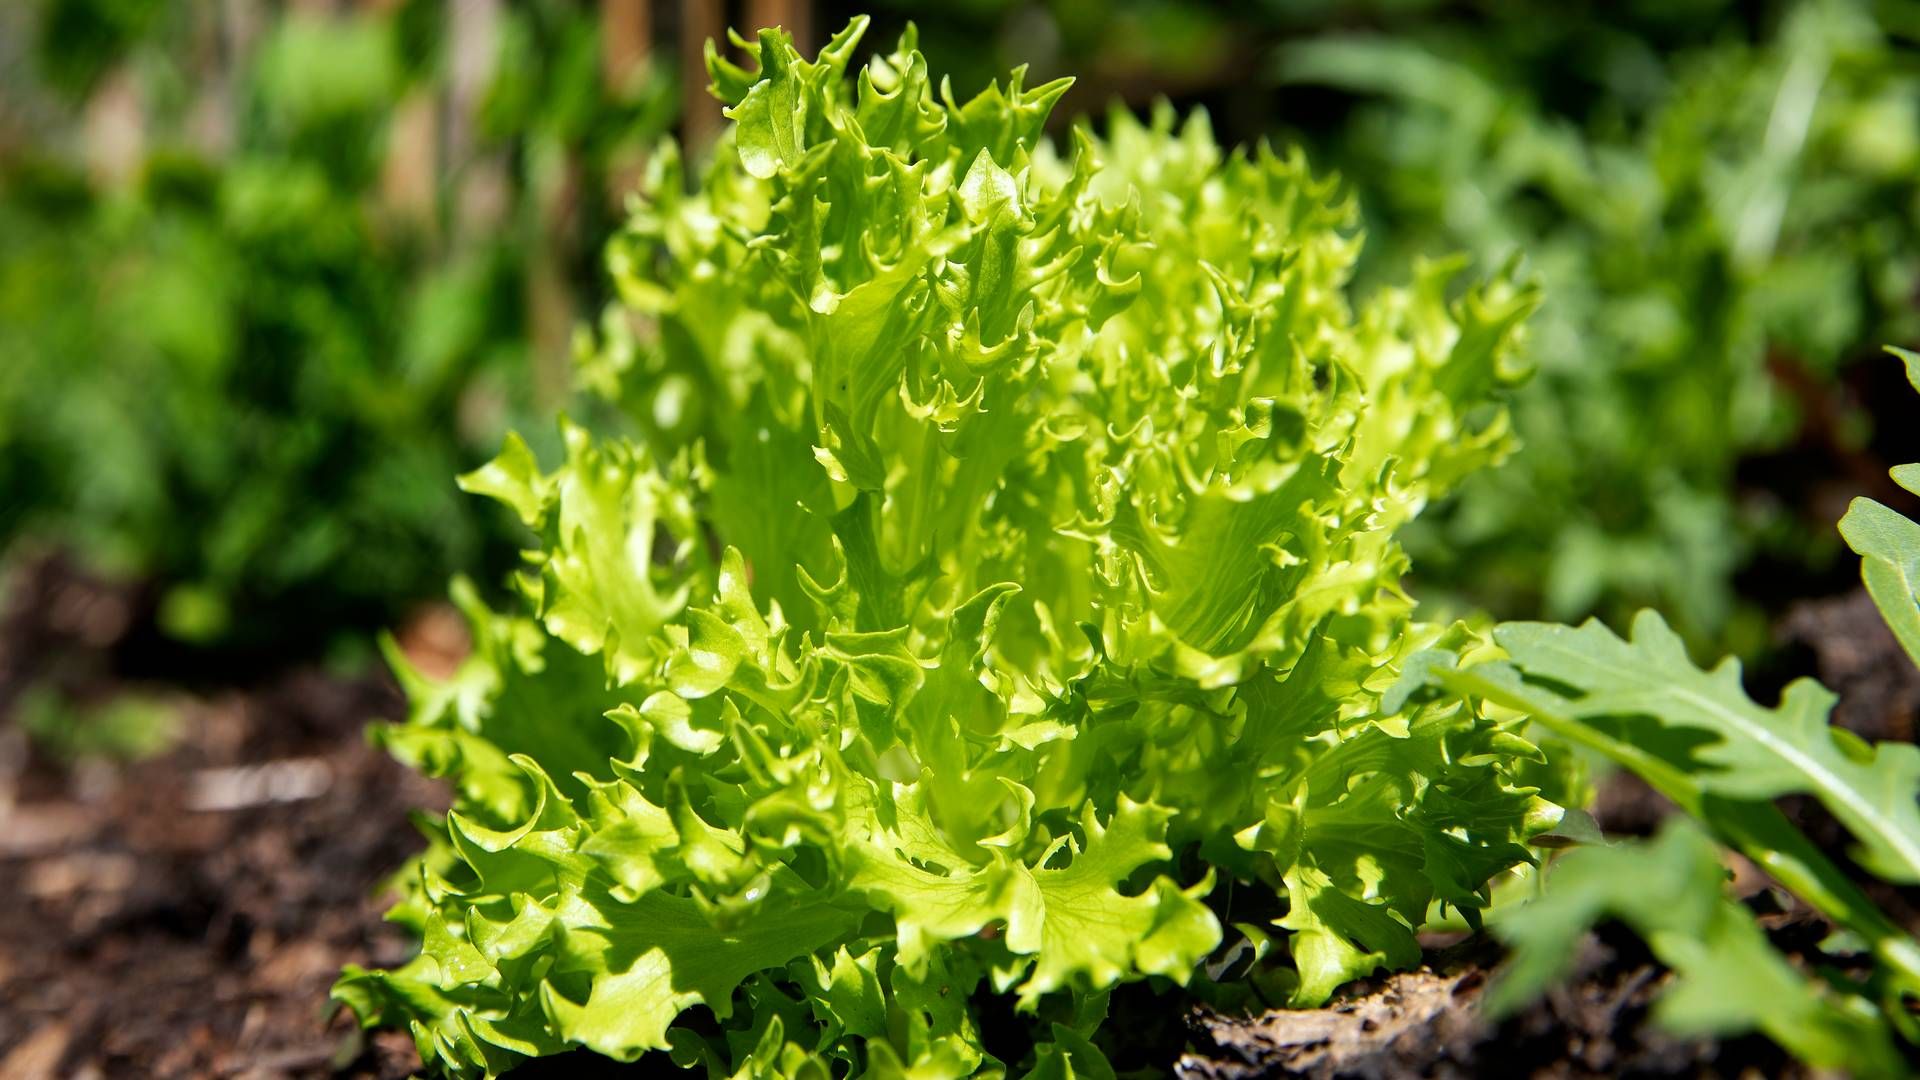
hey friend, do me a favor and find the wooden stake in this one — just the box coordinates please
[602,0,653,95]
[745,0,809,53]
[680,0,725,152]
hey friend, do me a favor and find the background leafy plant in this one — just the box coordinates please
[1280,0,1920,651]
[0,0,673,660]
[336,19,1569,1077]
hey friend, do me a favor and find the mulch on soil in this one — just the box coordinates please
[0,671,436,1080]
[0,561,436,1080]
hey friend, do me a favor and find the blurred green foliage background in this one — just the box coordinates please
[1280,0,1920,654]
[3,0,1917,682]
[1,0,675,665]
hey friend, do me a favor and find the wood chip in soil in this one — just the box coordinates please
[1176,930,1806,1080]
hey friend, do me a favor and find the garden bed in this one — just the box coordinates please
[1,563,1909,1079]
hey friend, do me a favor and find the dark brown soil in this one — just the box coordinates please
[0,560,438,1080]
[1778,587,1920,744]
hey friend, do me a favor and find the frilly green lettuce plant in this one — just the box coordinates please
[337,18,1559,1077]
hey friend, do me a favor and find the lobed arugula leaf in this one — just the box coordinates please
[1389,349,1920,1072]
[1839,347,1920,671]
[1404,446,1920,1070]
[1487,612,1920,886]
[341,18,1557,1077]
[1491,820,1905,1078]
[1412,610,1920,999]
